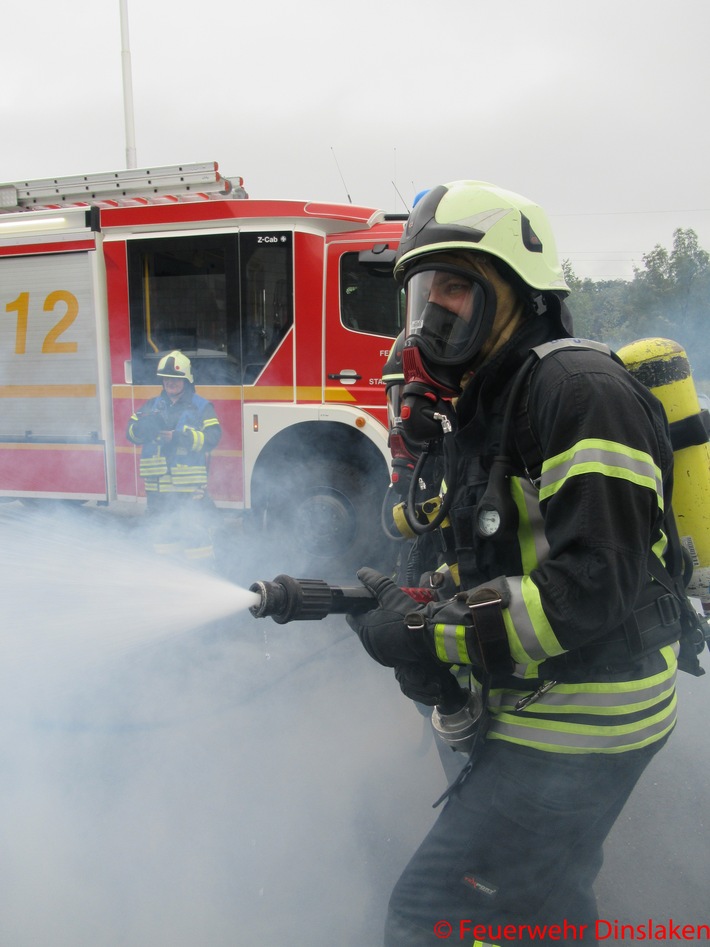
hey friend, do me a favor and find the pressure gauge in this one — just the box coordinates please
[477,505,501,537]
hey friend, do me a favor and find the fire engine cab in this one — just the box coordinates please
[0,161,405,571]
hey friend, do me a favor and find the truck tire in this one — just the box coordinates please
[259,456,394,581]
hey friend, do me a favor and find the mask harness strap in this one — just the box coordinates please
[404,411,457,535]
[473,352,539,543]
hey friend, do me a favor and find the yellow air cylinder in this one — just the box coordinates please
[617,337,710,608]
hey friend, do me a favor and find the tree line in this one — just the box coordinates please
[563,228,710,390]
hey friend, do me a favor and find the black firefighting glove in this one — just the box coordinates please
[133,412,162,441]
[393,662,456,707]
[410,578,513,674]
[417,567,458,600]
[346,567,431,668]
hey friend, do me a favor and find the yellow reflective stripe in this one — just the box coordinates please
[505,576,564,663]
[506,681,676,717]
[485,646,678,752]
[540,439,663,506]
[492,674,676,716]
[486,701,676,753]
[189,429,205,450]
[171,475,207,486]
[511,476,547,574]
[512,693,676,738]
[511,477,535,574]
[140,458,168,476]
[433,623,470,664]
[502,607,533,664]
[651,530,670,576]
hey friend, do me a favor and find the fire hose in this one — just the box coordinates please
[248,574,483,753]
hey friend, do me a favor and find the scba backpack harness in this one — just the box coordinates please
[496,338,710,677]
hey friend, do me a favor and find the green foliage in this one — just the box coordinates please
[563,228,710,386]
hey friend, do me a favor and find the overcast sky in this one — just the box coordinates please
[2,0,709,280]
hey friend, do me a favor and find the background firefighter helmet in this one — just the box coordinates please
[394,180,570,294]
[157,350,194,384]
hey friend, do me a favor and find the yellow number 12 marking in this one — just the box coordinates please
[5,290,79,354]
[42,290,79,354]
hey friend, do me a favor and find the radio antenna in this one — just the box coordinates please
[330,147,352,204]
[391,180,411,213]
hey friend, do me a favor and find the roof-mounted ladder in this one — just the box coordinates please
[0,161,246,212]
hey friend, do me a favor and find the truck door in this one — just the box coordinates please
[124,230,294,505]
[0,242,111,501]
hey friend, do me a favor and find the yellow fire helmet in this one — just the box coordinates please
[156,350,193,384]
[394,181,569,295]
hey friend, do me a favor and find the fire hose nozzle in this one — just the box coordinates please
[249,574,377,624]
[248,574,439,624]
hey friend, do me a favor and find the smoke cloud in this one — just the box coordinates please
[0,502,707,946]
[0,504,444,947]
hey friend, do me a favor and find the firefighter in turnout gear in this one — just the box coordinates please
[347,181,685,945]
[127,351,222,562]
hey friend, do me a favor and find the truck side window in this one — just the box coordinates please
[239,232,293,384]
[340,252,404,337]
[127,232,293,384]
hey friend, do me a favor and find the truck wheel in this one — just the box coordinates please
[261,458,394,580]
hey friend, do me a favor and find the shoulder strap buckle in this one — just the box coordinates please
[657,593,681,627]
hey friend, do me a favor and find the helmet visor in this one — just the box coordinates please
[403,264,494,366]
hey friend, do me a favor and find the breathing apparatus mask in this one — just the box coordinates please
[400,261,496,426]
[403,264,496,391]
[388,261,497,535]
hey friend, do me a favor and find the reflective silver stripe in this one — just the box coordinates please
[485,648,678,751]
[187,429,205,451]
[171,464,207,483]
[540,439,663,504]
[486,698,676,751]
[511,660,544,679]
[433,623,469,664]
[504,576,564,662]
[532,339,612,360]
[511,476,548,573]
[489,675,676,715]
[140,457,168,477]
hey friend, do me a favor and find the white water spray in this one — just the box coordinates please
[0,506,259,702]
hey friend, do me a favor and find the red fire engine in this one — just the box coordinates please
[0,161,405,570]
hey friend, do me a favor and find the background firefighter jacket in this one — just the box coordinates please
[449,316,679,754]
[127,388,222,493]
